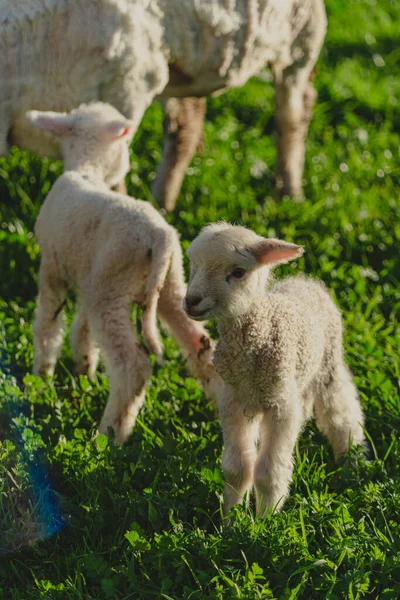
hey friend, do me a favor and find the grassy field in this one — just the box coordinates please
[1,0,399,598]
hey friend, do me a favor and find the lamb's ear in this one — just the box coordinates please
[99,120,134,142]
[26,110,74,136]
[250,238,304,266]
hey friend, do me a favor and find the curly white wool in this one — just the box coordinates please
[184,223,365,517]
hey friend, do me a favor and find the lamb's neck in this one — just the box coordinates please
[64,158,105,184]
[218,302,266,340]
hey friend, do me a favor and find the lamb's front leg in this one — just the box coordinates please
[219,397,260,516]
[33,255,67,377]
[255,400,303,517]
[70,305,100,379]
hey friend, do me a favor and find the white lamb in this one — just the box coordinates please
[1,0,326,207]
[184,223,365,517]
[29,102,224,444]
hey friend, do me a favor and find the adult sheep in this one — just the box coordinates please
[0,0,326,208]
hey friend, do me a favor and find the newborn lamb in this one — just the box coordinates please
[184,223,365,517]
[29,102,223,444]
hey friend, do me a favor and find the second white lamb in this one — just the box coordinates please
[29,102,224,444]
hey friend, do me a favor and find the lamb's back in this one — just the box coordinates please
[35,173,169,286]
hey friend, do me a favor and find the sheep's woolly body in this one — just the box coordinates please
[0,0,326,204]
[32,102,225,444]
[0,0,167,156]
[185,224,365,517]
[162,0,314,93]
[1,0,60,23]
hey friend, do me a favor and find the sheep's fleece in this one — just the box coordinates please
[0,0,326,204]
[184,223,365,517]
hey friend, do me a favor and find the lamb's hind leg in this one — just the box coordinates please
[314,362,365,460]
[87,294,152,444]
[33,253,67,377]
[70,305,100,379]
[156,244,223,406]
[152,97,206,212]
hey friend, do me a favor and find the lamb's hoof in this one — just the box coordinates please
[34,363,54,377]
[98,414,135,445]
[97,422,120,444]
[74,363,90,376]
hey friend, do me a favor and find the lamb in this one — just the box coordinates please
[29,102,224,444]
[183,223,365,517]
[1,0,326,207]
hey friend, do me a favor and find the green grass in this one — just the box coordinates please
[1,0,399,598]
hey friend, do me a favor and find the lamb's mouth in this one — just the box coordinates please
[185,307,212,321]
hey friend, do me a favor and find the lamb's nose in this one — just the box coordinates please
[185,294,203,308]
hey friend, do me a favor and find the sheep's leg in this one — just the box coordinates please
[87,295,152,444]
[220,398,260,516]
[272,1,326,198]
[255,403,303,516]
[70,305,100,379]
[0,79,10,155]
[314,363,365,460]
[273,68,316,198]
[33,256,67,377]
[0,120,9,155]
[152,97,206,212]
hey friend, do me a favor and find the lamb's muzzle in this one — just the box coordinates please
[183,293,211,320]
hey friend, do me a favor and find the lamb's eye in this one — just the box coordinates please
[231,267,246,279]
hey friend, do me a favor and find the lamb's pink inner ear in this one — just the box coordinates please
[252,239,304,265]
[100,121,132,142]
[111,126,129,139]
[26,111,73,136]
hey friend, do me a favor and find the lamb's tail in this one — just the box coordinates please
[141,228,174,364]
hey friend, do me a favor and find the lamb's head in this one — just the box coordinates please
[26,103,134,188]
[184,223,304,321]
